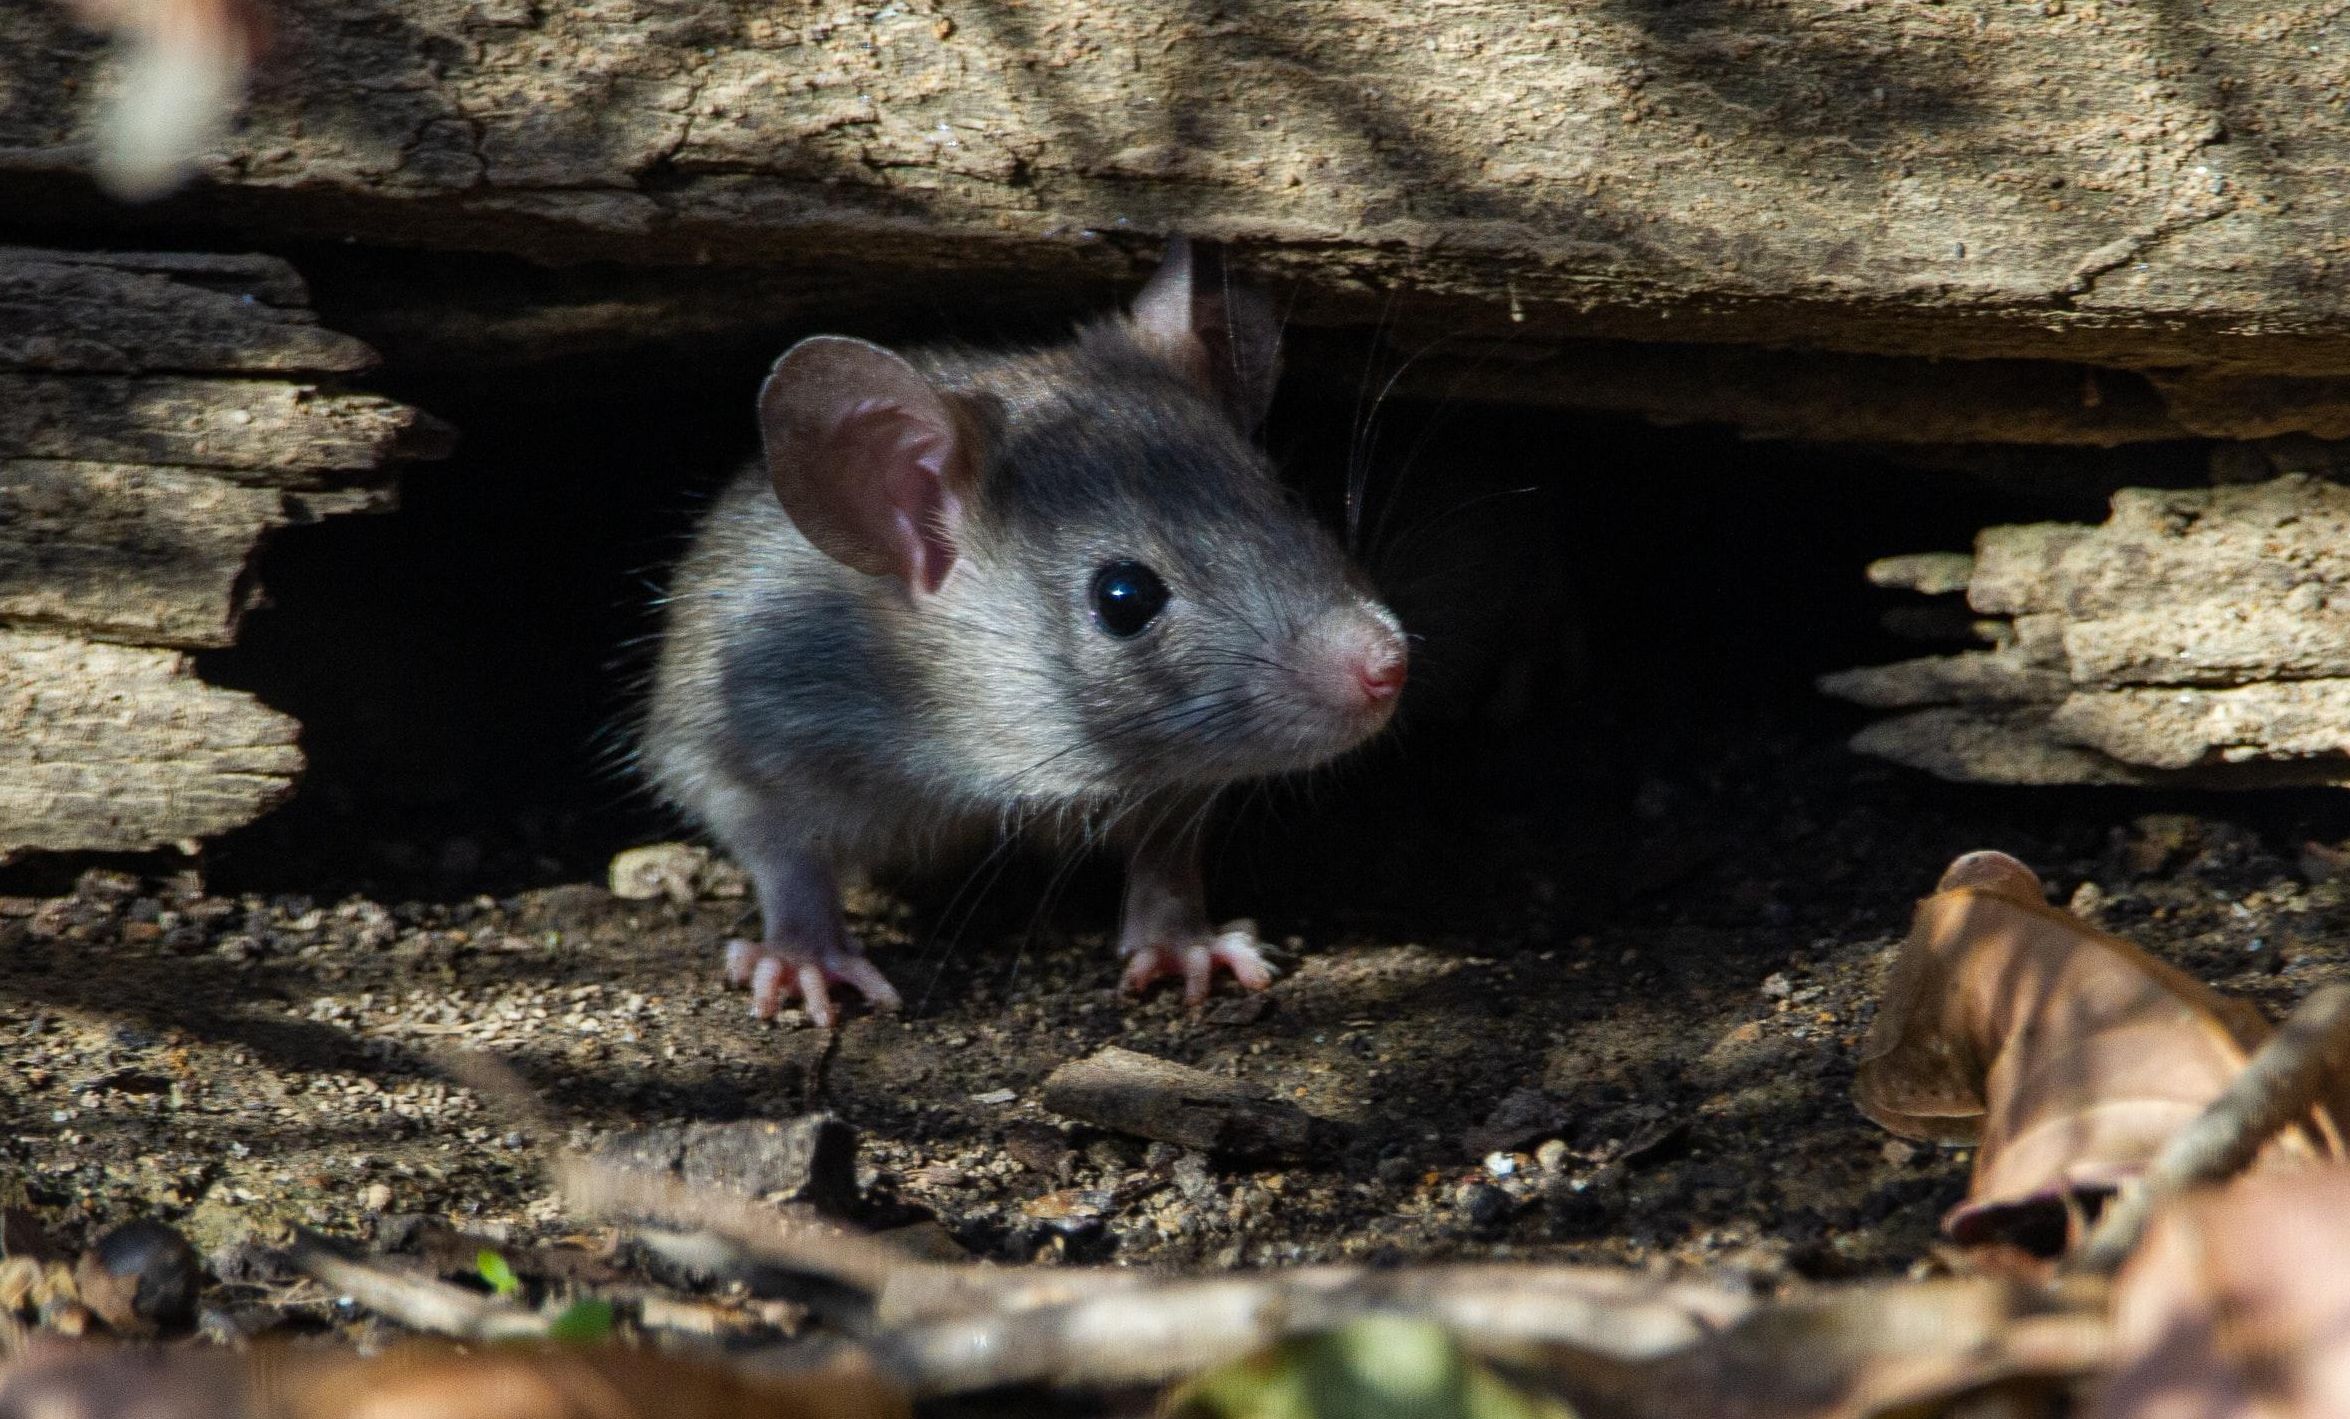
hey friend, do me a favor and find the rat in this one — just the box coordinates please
[640,238,1408,1027]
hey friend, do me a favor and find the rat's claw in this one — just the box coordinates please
[724,938,902,1028]
[1120,920,1277,1005]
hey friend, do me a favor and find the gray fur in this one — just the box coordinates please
[642,306,1396,897]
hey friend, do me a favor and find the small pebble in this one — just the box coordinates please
[1881,1140,1918,1167]
[361,1183,394,1212]
[1457,1182,1515,1229]
[1535,1139,1570,1172]
[969,1088,1017,1106]
[1172,1152,1217,1202]
[1482,1151,1518,1178]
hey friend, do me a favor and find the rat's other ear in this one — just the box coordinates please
[1129,236,1282,432]
[759,335,977,595]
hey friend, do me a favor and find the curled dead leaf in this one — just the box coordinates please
[1855,850,2346,1251]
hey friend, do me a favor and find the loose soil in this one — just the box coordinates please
[6,737,2348,1322]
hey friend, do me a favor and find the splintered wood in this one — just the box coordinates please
[0,247,446,856]
[1823,475,2350,788]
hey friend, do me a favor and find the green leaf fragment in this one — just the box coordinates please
[546,1297,617,1344]
[475,1247,521,1299]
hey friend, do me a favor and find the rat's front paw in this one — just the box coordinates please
[724,938,902,1028]
[1119,919,1277,1006]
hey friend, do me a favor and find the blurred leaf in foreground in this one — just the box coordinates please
[2091,1167,2350,1419]
[544,1297,617,1344]
[1166,1316,1577,1419]
[62,0,267,200]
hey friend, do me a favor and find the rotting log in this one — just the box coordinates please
[0,376,442,480]
[0,247,447,858]
[11,0,2350,443]
[1824,474,2350,789]
[0,630,303,856]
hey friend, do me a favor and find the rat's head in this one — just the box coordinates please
[757,238,1406,797]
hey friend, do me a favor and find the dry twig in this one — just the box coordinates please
[286,1231,550,1343]
[2075,983,2350,1272]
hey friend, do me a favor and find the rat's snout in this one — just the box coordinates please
[1299,604,1409,722]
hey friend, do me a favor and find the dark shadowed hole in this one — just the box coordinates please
[0,264,2302,929]
[173,318,2071,908]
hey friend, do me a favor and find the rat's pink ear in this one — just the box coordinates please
[758,335,976,595]
[1129,236,1282,432]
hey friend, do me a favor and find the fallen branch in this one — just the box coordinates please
[561,1153,1750,1398]
[872,1265,1752,1399]
[2075,983,2350,1272]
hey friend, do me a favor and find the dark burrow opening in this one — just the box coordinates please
[186,329,1963,901]
[151,286,2350,935]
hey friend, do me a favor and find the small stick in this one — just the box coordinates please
[286,1231,550,1342]
[556,1158,936,1299]
[2075,983,2350,1272]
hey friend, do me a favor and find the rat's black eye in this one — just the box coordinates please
[1090,561,1169,638]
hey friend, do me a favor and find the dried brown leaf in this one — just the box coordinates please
[2090,1167,2350,1419]
[1854,851,2342,1248]
[0,1338,909,1419]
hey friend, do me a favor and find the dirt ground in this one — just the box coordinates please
[3,383,2341,1349]
[7,720,2348,1334]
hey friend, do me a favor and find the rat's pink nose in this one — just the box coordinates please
[1311,612,1407,715]
[1355,639,1407,703]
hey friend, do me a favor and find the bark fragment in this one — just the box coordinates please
[0,629,303,856]
[1826,475,2350,787]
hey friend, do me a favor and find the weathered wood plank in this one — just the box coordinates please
[0,629,303,857]
[1849,708,2163,788]
[2053,681,2350,774]
[0,376,452,482]
[1972,480,2350,622]
[0,248,377,374]
[0,461,287,649]
[1816,654,2070,711]
[11,0,2350,402]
